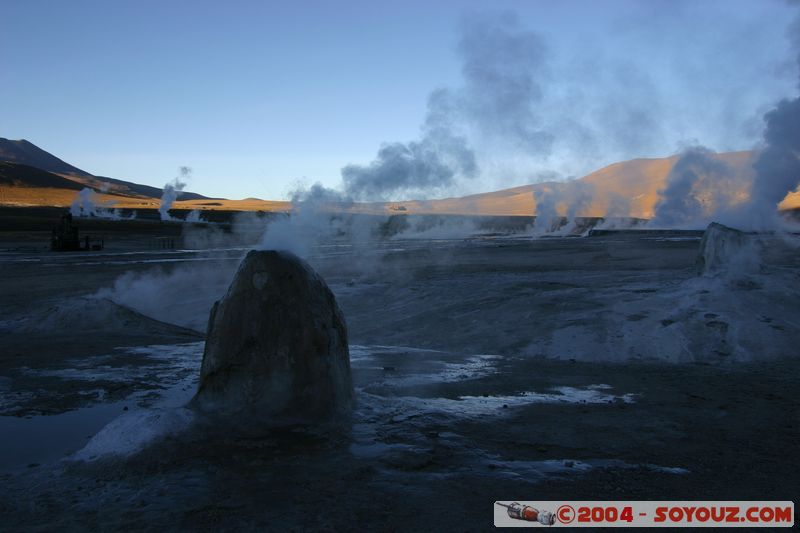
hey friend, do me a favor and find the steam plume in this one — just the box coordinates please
[751,98,800,228]
[457,12,551,153]
[746,6,800,229]
[340,12,551,202]
[651,148,751,229]
[159,166,190,221]
[70,188,98,217]
[70,188,131,219]
[341,90,477,201]
[185,210,203,223]
[532,180,595,234]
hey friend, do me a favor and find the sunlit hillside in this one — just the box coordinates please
[2,144,799,217]
[369,151,800,217]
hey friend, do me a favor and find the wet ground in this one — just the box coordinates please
[0,221,799,530]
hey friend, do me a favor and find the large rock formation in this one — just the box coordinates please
[696,222,758,276]
[192,250,352,420]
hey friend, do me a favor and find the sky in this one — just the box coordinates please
[2,0,799,200]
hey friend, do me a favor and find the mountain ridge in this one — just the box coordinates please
[0,138,210,201]
[0,139,91,177]
[1,138,798,216]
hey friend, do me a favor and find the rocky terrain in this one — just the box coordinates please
[0,218,797,530]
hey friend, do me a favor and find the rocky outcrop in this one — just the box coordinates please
[192,250,352,420]
[696,222,758,276]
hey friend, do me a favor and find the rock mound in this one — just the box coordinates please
[696,222,758,276]
[192,250,352,419]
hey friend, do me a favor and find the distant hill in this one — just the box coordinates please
[1,138,798,216]
[0,138,210,200]
[0,162,84,190]
[0,138,91,176]
[377,151,768,218]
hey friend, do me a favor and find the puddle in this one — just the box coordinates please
[350,346,634,416]
[350,344,446,361]
[0,343,203,472]
[384,354,502,386]
[382,385,634,418]
[350,344,500,384]
[0,400,128,471]
[480,457,688,482]
[1,343,639,473]
[20,342,203,391]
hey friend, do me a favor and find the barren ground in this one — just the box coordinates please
[0,209,798,531]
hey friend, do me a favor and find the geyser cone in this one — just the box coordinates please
[696,222,758,276]
[192,250,353,420]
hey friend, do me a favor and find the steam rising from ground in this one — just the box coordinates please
[100,212,292,331]
[649,7,800,231]
[340,13,550,202]
[76,7,800,237]
[266,14,575,245]
[97,261,235,333]
[70,188,134,220]
[752,98,800,229]
[337,8,800,234]
[650,148,751,229]
[159,167,191,221]
[749,3,800,229]
[98,7,800,329]
[532,181,595,235]
[185,210,203,223]
[259,184,355,257]
[456,13,551,154]
[70,188,99,218]
[341,90,478,201]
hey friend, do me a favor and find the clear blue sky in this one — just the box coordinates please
[2,0,797,200]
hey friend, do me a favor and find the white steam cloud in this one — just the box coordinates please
[70,188,98,217]
[70,188,135,220]
[339,13,547,202]
[751,95,800,229]
[650,148,751,229]
[159,166,191,221]
[649,6,800,231]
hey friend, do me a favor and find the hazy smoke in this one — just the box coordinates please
[258,183,352,256]
[605,193,632,219]
[182,211,269,250]
[70,187,131,219]
[457,12,552,154]
[751,97,800,228]
[341,12,554,202]
[648,7,800,231]
[113,208,136,220]
[332,7,800,226]
[388,215,480,241]
[341,90,478,201]
[746,7,800,229]
[593,193,636,230]
[532,188,559,233]
[185,209,203,223]
[98,214,274,332]
[70,188,98,217]
[564,182,594,221]
[650,148,752,228]
[532,180,595,234]
[159,166,191,221]
[98,261,234,332]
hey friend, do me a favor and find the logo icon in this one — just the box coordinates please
[496,502,556,526]
[556,504,575,524]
